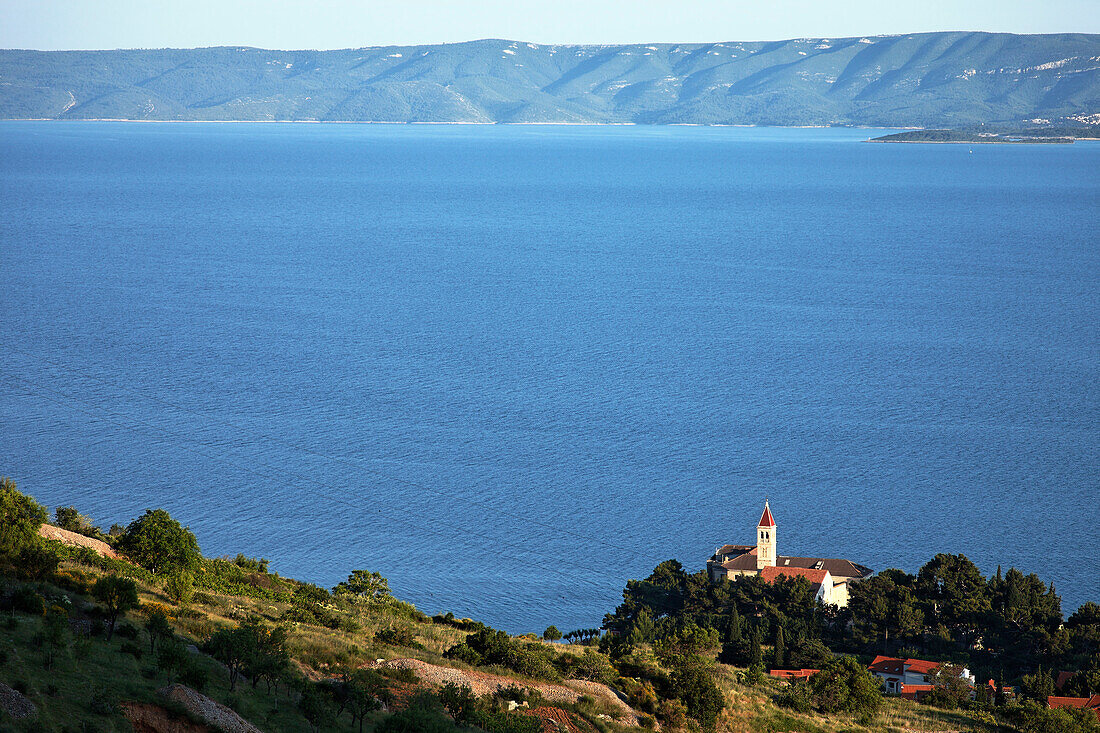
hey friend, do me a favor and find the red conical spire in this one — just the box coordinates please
[758,500,775,528]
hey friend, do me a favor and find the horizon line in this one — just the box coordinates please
[2,29,1097,54]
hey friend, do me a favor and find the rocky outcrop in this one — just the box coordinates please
[38,523,120,559]
[120,702,212,733]
[0,682,36,720]
[158,684,264,733]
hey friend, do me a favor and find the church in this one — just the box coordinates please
[707,501,873,607]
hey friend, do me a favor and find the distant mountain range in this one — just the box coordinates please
[2,33,1098,126]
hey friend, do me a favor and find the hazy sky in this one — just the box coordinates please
[2,0,1097,50]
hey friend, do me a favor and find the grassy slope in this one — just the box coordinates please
[0,551,1010,733]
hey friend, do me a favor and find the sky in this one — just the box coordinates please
[2,0,1097,50]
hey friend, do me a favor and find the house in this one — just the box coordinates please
[984,679,1017,700]
[707,501,872,607]
[1047,695,1100,721]
[769,669,820,683]
[867,655,976,696]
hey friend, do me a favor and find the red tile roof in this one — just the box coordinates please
[867,656,941,677]
[905,659,942,675]
[900,684,934,701]
[759,503,775,527]
[1048,695,1100,710]
[868,656,906,675]
[759,566,828,585]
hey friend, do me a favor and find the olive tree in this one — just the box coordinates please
[119,509,200,574]
[92,575,140,641]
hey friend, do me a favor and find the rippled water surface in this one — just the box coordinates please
[2,122,1097,631]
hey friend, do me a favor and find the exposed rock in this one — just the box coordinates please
[158,684,264,733]
[120,701,212,733]
[38,523,120,559]
[0,682,36,720]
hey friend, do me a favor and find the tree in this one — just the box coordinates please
[165,570,194,604]
[916,554,991,642]
[1020,666,1055,704]
[925,664,973,709]
[810,656,882,719]
[119,509,200,574]
[0,477,47,559]
[17,542,60,581]
[156,636,190,684]
[749,626,764,670]
[205,616,289,692]
[542,625,562,642]
[773,625,787,669]
[724,606,743,646]
[92,575,139,641]
[54,506,100,538]
[299,681,335,733]
[145,610,172,655]
[335,670,387,733]
[670,662,724,729]
[849,570,924,653]
[205,625,248,691]
[333,569,390,600]
[42,604,70,670]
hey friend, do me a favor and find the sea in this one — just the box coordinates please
[1,121,1097,633]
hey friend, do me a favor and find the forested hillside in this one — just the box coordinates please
[1,32,1098,125]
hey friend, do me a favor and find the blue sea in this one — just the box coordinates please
[1,122,1097,632]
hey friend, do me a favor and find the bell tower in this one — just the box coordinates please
[756,500,776,570]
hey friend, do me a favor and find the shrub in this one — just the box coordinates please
[232,554,270,573]
[89,685,115,715]
[445,627,559,680]
[12,585,46,615]
[116,622,139,640]
[775,680,814,713]
[376,625,416,647]
[54,506,103,539]
[16,543,61,580]
[543,625,563,642]
[180,662,208,692]
[669,662,724,728]
[810,656,882,719]
[376,666,419,684]
[165,570,195,605]
[120,641,143,660]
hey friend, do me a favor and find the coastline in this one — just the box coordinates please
[0,117,914,130]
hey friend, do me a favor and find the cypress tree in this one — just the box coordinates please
[773,625,787,669]
[749,626,763,669]
[725,606,743,645]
